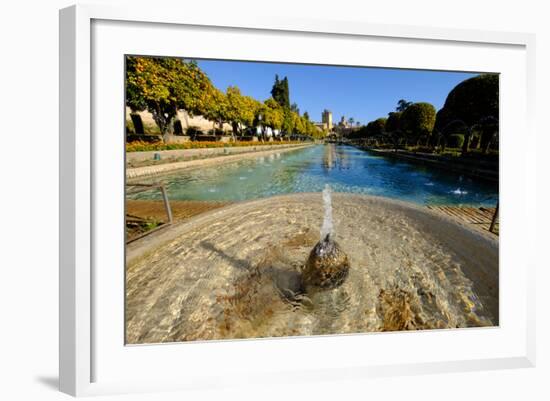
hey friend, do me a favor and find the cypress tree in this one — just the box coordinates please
[271,75,291,109]
[282,76,290,108]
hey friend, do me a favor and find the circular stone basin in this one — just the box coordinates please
[126,193,498,344]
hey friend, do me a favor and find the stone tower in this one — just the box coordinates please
[322,109,333,131]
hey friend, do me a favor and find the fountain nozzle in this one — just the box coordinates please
[302,186,350,290]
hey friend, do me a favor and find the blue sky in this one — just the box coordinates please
[195,59,477,125]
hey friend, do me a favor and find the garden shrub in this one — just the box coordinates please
[126,134,162,143]
[185,126,203,139]
[126,140,303,152]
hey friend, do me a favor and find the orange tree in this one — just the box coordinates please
[261,98,284,132]
[292,112,305,135]
[200,86,228,133]
[126,56,216,141]
[224,86,258,136]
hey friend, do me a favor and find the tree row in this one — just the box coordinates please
[348,74,499,155]
[126,56,325,141]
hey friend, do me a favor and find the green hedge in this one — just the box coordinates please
[126,140,303,152]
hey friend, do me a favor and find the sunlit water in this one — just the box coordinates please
[126,145,499,343]
[129,144,498,206]
[126,194,498,344]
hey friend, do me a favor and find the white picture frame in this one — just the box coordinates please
[59,3,536,397]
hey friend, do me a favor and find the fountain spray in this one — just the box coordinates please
[302,185,350,290]
[320,184,333,240]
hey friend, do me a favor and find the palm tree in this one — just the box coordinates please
[349,117,354,127]
[396,99,412,112]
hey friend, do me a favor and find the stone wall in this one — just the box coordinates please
[125,107,233,134]
[127,143,306,165]
[126,144,313,179]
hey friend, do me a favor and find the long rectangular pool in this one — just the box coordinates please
[128,144,498,206]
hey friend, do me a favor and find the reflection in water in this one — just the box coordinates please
[335,144,350,170]
[323,143,350,171]
[323,143,335,170]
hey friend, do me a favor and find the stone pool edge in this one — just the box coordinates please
[126,143,314,181]
[126,192,499,267]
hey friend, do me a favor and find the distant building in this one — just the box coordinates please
[333,115,357,138]
[322,109,333,131]
[313,122,327,132]
[338,115,350,128]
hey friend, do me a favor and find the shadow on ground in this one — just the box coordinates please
[35,376,58,391]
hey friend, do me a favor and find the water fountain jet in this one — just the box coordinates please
[302,185,350,290]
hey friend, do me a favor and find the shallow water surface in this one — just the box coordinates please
[125,194,498,344]
[130,145,498,206]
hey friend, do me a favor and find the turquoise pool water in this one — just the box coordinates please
[129,144,498,206]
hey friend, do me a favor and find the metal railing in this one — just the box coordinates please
[126,183,173,243]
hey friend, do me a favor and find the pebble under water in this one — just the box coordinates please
[125,193,498,344]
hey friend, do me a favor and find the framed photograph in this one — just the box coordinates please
[59,4,536,396]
